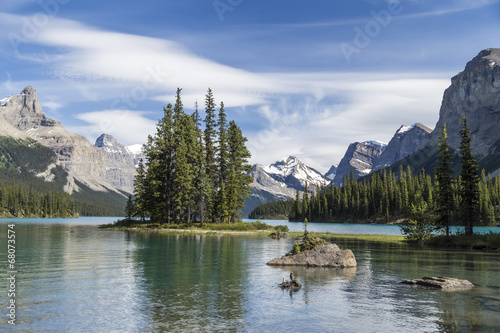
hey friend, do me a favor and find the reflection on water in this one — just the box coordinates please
[0,221,499,332]
[131,232,249,332]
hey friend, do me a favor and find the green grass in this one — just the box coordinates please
[101,220,282,233]
[104,220,500,249]
[102,219,407,242]
[425,231,500,249]
[288,232,405,243]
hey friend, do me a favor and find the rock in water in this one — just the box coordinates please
[279,272,302,290]
[401,277,475,289]
[267,243,357,268]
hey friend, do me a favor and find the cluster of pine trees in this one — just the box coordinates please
[248,199,293,219]
[284,118,497,234]
[0,180,78,218]
[130,88,253,224]
[288,166,498,225]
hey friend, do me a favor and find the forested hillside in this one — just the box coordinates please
[248,199,293,220]
[0,179,78,218]
[0,136,126,216]
[255,120,500,230]
[254,166,499,226]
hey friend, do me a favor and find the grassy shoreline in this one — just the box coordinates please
[101,219,406,242]
[101,219,499,249]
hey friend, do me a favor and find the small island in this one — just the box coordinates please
[267,225,357,268]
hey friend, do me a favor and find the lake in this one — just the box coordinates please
[1,218,499,332]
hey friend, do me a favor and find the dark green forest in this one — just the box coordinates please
[251,119,499,234]
[0,136,126,217]
[248,199,293,220]
[285,166,498,226]
[130,88,253,224]
[0,179,78,218]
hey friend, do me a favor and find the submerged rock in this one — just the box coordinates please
[401,277,475,289]
[267,243,357,268]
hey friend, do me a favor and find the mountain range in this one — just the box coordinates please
[246,48,500,215]
[1,48,499,217]
[243,156,330,216]
[0,86,141,214]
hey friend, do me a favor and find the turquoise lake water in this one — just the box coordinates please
[0,218,499,332]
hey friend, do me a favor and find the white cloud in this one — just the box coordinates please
[27,17,280,107]
[0,13,458,172]
[41,100,62,111]
[248,75,451,172]
[70,110,157,146]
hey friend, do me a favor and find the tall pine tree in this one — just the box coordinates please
[459,117,479,235]
[192,101,210,226]
[226,120,253,222]
[216,102,229,223]
[204,88,218,221]
[435,123,455,237]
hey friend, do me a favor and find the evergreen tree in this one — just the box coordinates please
[459,117,480,235]
[302,183,309,220]
[226,120,253,222]
[133,158,147,221]
[192,101,210,226]
[143,104,175,223]
[204,88,218,221]
[290,189,301,220]
[216,102,229,223]
[435,123,455,237]
[172,88,196,223]
[125,195,134,220]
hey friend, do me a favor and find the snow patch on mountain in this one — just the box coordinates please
[262,156,330,187]
[325,165,337,180]
[246,156,331,217]
[0,96,12,106]
[363,140,387,150]
[397,125,412,135]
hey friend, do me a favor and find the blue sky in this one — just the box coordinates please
[0,0,499,172]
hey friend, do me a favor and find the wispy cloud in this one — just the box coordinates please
[399,0,500,19]
[71,110,158,146]
[0,13,457,170]
[246,74,451,171]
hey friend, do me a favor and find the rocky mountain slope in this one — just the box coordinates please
[244,156,330,217]
[424,48,500,155]
[399,48,500,175]
[324,165,338,180]
[95,134,136,193]
[0,86,122,194]
[333,141,386,186]
[374,123,432,170]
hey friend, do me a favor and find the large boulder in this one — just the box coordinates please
[401,277,475,289]
[267,243,357,268]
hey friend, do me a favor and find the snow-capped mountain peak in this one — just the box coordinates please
[261,155,329,189]
[263,155,300,177]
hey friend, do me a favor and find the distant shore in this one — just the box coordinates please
[101,219,406,242]
[102,219,500,249]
